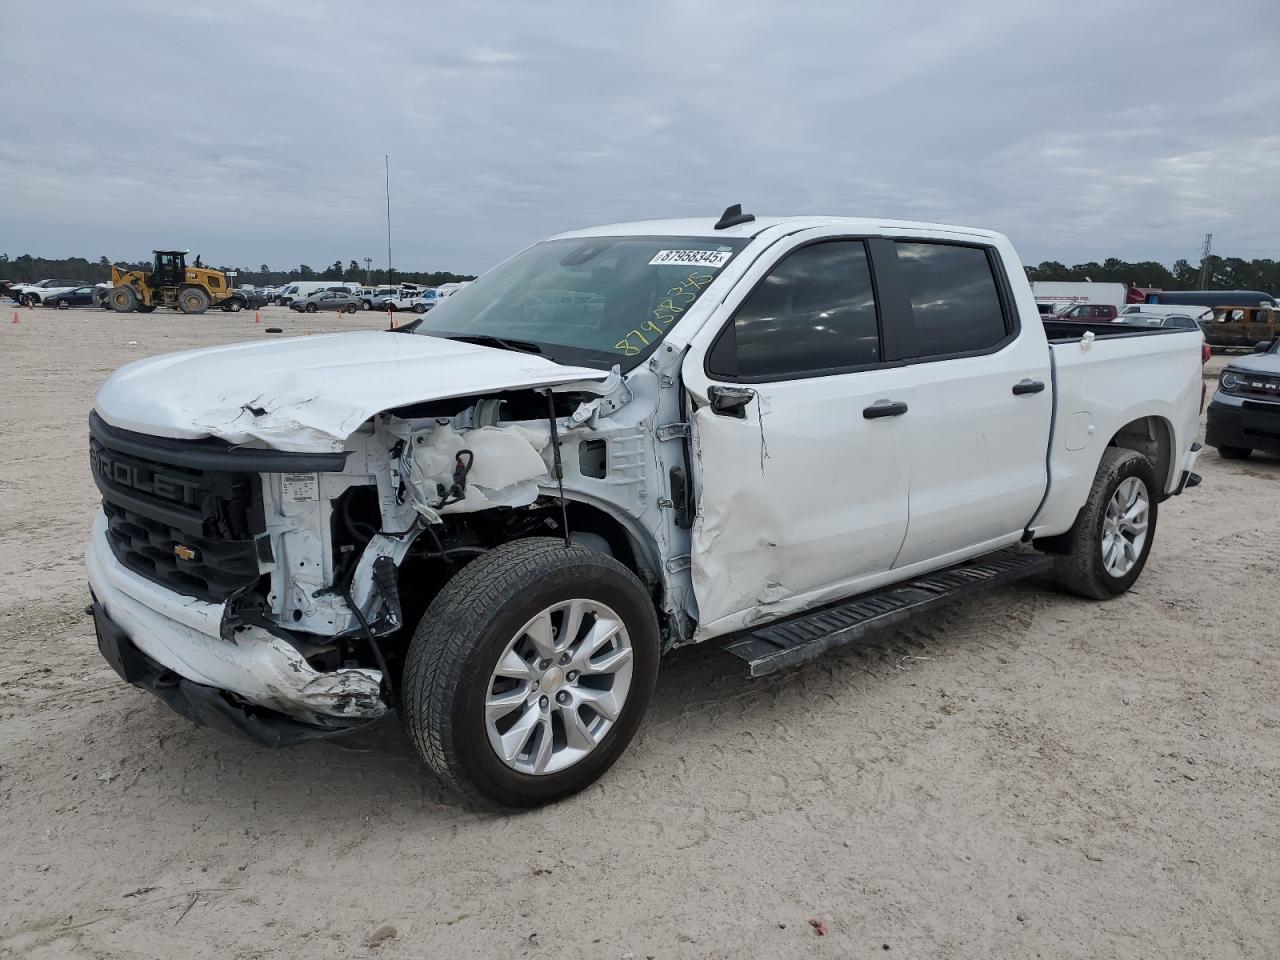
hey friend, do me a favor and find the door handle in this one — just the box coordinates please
[707,384,755,418]
[1012,379,1046,396]
[862,400,908,419]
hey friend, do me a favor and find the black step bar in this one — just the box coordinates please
[722,548,1054,677]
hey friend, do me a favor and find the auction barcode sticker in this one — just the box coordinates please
[648,249,732,268]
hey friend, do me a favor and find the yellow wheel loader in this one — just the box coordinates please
[107,251,235,315]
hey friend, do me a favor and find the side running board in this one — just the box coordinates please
[722,548,1054,677]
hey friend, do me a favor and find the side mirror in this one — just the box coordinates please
[707,384,755,418]
[1254,340,1273,353]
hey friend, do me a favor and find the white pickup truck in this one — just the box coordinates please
[86,207,1205,807]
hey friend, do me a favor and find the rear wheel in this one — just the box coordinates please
[20,293,36,307]
[1049,448,1158,600]
[403,538,660,808]
[107,286,138,313]
[179,287,210,314]
[1217,445,1252,460]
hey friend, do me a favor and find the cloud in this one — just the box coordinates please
[2,0,1277,274]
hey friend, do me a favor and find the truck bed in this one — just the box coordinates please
[1042,318,1185,343]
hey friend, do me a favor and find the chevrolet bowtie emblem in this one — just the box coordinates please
[173,544,197,561]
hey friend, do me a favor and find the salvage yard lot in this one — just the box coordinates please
[1,309,1277,959]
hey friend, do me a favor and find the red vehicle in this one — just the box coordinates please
[1056,303,1118,322]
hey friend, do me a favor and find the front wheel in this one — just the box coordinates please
[56,299,69,310]
[402,538,660,808]
[345,302,357,314]
[1049,448,1158,600]
[305,302,317,313]
[179,287,210,314]
[1217,445,1252,460]
[228,298,244,313]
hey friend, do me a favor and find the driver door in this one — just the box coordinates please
[682,233,913,637]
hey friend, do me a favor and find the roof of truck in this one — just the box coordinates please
[549,215,1003,243]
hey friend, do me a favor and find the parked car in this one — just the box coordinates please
[86,208,1205,807]
[223,288,271,312]
[1117,312,1202,330]
[375,291,430,313]
[1206,337,1280,459]
[289,290,361,313]
[44,285,101,309]
[1056,303,1118,322]
[274,281,360,306]
[9,279,87,306]
[1119,304,1212,322]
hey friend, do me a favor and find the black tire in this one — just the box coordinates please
[179,287,210,315]
[361,299,372,311]
[1049,448,1158,600]
[1217,445,1252,460]
[136,304,156,314]
[402,538,660,808]
[345,302,357,314]
[107,286,138,313]
[305,302,317,313]
[413,303,427,314]
[20,293,36,307]
[228,298,244,313]
[55,299,69,310]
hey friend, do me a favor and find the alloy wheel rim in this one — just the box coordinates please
[1101,476,1149,577]
[484,598,633,776]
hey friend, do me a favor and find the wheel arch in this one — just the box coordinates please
[1109,414,1176,498]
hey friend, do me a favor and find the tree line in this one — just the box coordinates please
[1025,255,1279,294]
[0,254,474,288]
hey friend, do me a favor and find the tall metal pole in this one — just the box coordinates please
[385,155,393,289]
[1198,233,1213,290]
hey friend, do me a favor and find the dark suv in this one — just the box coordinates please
[1206,338,1280,460]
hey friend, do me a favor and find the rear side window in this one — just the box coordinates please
[894,242,1008,358]
[712,240,880,380]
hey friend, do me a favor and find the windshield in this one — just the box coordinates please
[412,235,750,368]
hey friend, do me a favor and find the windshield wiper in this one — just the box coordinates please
[444,334,545,355]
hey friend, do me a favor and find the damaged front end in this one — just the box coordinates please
[85,350,683,743]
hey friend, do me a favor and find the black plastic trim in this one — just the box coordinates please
[90,411,350,473]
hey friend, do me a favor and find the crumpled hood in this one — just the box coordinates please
[94,331,609,452]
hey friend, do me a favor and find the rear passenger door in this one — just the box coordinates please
[875,238,1052,568]
[682,235,915,634]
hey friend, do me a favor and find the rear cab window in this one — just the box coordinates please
[892,241,1011,359]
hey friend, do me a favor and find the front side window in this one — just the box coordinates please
[414,235,748,369]
[710,240,880,380]
[895,242,1008,358]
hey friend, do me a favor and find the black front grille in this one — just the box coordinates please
[90,426,265,603]
[1239,375,1280,401]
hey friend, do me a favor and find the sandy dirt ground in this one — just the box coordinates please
[0,305,1277,959]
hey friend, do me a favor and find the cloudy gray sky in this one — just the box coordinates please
[3,0,1277,275]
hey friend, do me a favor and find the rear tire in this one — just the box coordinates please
[1217,445,1252,460]
[402,538,660,808]
[1049,448,1158,600]
[179,288,210,315]
[107,286,138,313]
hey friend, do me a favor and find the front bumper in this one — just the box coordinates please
[86,511,388,740]
[1207,395,1280,455]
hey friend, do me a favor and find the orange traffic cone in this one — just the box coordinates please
[11,311,19,324]
[254,311,261,324]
